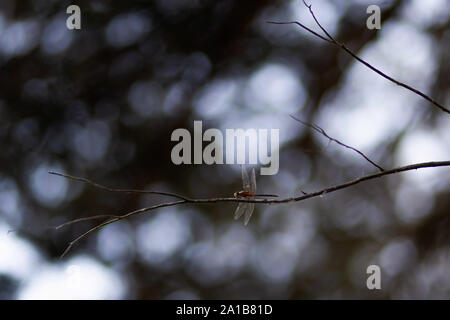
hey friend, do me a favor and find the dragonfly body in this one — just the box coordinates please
[234,190,278,198]
[233,190,254,198]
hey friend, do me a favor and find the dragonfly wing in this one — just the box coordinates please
[250,168,257,194]
[234,202,247,220]
[241,165,250,191]
[243,203,255,226]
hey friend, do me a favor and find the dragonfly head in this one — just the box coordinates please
[233,192,239,198]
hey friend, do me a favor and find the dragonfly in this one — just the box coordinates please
[233,165,278,225]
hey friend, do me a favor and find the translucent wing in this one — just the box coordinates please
[250,168,257,194]
[243,203,255,226]
[234,202,247,220]
[241,165,250,191]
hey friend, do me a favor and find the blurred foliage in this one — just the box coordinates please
[0,0,449,299]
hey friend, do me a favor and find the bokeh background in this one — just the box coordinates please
[1,0,450,299]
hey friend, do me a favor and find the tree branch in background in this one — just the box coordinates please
[50,160,450,258]
[290,114,385,171]
[267,1,450,115]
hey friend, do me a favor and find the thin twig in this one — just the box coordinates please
[290,114,384,171]
[54,160,450,258]
[48,171,189,201]
[267,21,333,43]
[50,215,121,230]
[267,1,450,115]
[59,200,187,259]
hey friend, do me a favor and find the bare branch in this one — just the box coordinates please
[267,1,450,115]
[302,0,335,41]
[48,171,189,201]
[59,200,187,259]
[266,21,333,43]
[50,214,121,230]
[290,114,384,171]
[53,160,450,257]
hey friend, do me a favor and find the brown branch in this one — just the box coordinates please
[290,114,384,171]
[48,171,189,201]
[267,1,450,115]
[50,214,121,230]
[59,200,187,259]
[53,160,450,258]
